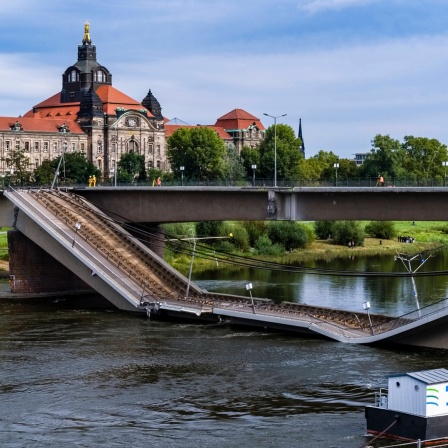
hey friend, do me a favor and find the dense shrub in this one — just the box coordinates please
[162,223,193,239]
[195,221,222,239]
[365,221,397,239]
[254,235,285,255]
[242,221,269,246]
[220,222,250,252]
[314,221,336,240]
[332,221,365,246]
[267,221,311,250]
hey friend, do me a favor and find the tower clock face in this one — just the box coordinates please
[128,118,137,127]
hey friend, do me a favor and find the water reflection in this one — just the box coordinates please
[194,251,448,317]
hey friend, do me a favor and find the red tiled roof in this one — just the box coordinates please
[164,124,232,140]
[215,108,265,131]
[0,117,85,134]
[24,86,154,118]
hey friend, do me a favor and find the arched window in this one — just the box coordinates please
[95,70,106,82]
[69,70,79,82]
[127,139,138,153]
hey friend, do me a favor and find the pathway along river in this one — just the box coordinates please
[1,251,448,447]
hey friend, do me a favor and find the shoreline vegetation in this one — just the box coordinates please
[0,222,446,275]
[166,221,448,274]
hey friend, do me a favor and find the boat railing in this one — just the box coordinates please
[374,388,388,408]
[370,298,448,335]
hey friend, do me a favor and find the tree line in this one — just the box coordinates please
[4,127,447,185]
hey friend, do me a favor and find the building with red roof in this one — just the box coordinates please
[0,23,268,179]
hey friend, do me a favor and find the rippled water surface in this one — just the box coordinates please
[0,295,447,448]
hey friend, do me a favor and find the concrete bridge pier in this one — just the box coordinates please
[126,223,165,259]
[8,229,92,294]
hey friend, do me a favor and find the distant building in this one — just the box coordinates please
[354,152,368,165]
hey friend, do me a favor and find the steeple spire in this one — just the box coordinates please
[298,118,305,155]
[82,21,91,45]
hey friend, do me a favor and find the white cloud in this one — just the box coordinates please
[301,0,380,14]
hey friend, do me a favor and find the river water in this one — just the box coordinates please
[1,251,448,448]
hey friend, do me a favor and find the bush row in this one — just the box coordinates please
[163,220,398,255]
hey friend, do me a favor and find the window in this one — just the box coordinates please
[52,142,58,152]
[156,160,161,169]
[34,142,40,152]
[24,142,30,152]
[111,142,116,153]
[71,142,76,152]
[95,70,106,82]
[43,142,49,152]
[80,143,85,152]
[15,141,20,150]
[97,140,102,154]
[69,69,78,82]
[35,159,39,168]
[156,144,161,156]
[148,144,153,154]
[5,141,10,151]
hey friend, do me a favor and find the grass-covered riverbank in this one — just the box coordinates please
[166,220,448,274]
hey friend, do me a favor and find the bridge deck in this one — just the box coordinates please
[5,188,448,349]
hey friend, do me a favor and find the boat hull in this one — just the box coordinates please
[365,406,448,443]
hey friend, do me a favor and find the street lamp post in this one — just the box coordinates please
[334,163,339,187]
[185,230,196,298]
[246,282,256,313]
[443,161,448,187]
[251,164,257,186]
[363,301,374,335]
[180,166,185,186]
[263,113,287,187]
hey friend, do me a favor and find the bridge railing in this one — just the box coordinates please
[371,298,448,334]
[6,177,448,189]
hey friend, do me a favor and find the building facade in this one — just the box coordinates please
[0,23,277,180]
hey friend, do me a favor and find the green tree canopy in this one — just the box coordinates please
[33,151,100,185]
[258,124,303,181]
[224,145,246,181]
[359,134,401,179]
[399,136,448,181]
[2,146,32,185]
[118,152,147,183]
[240,145,260,177]
[167,127,227,181]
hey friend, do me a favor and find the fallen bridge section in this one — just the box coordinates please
[5,189,448,349]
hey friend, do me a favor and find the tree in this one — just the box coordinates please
[118,152,147,183]
[258,124,303,181]
[332,221,365,246]
[2,147,32,185]
[167,127,227,181]
[399,136,448,181]
[224,145,246,182]
[359,134,401,179]
[240,146,260,177]
[267,221,311,250]
[33,151,100,185]
[365,221,396,240]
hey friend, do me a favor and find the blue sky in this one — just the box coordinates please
[1,0,448,159]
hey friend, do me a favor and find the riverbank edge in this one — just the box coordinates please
[167,238,444,274]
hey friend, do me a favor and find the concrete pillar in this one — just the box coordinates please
[8,229,92,294]
[127,223,165,258]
